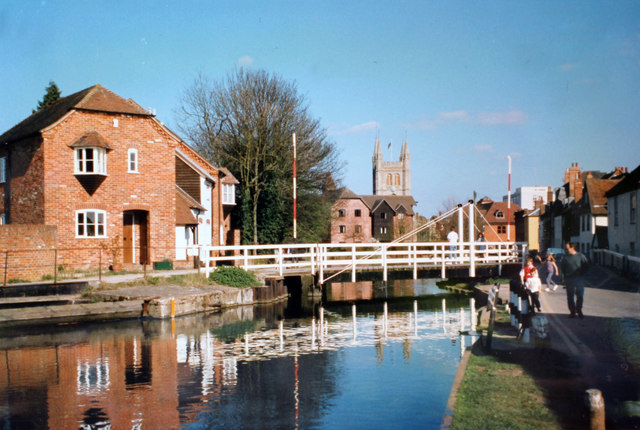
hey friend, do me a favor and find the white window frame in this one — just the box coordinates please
[128,148,139,173]
[76,209,107,238]
[74,147,107,175]
[0,214,5,225]
[339,225,346,233]
[0,157,6,183]
[222,184,236,205]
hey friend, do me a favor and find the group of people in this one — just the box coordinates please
[520,242,589,319]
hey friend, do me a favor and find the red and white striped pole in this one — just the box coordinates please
[507,155,512,241]
[293,133,297,240]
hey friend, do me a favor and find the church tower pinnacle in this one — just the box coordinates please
[372,138,411,196]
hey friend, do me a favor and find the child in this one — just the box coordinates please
[526,267,542,312]
[544,254,559,292]
[519,256,535,286]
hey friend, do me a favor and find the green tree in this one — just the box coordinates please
[34,81,61,113]
[176,69,342,244]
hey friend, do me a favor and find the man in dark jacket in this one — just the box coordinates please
[561,242,589,318]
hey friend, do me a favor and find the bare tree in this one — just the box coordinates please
[176,69,342,244]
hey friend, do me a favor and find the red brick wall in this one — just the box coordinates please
[3,135,46,224]
[40,110,176,266]
[0,224,57,281]
[331,199,372,243]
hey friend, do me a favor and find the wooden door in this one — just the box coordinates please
[123,213,134,263]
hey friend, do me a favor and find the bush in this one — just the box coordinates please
[209,266,261,288]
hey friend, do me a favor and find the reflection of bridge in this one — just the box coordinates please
[197,241,526,283]
[176,301,478,368]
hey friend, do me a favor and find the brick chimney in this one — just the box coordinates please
[564,162,583,201]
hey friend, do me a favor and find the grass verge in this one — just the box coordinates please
[451,349,563,430]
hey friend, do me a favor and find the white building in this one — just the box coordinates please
[503,186,552,211]
[606,165,640,256]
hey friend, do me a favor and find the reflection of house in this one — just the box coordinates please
[476,197,521,242]
[0,337,181,429]
[606,164,639,256]
[0,84,238,269]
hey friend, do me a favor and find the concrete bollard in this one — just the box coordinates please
[585,389,605,430]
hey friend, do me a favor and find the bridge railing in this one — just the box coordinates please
[198,241,526,283]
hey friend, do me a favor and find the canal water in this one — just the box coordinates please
[0,278,477,429]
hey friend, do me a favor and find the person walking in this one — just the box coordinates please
[477,233,486,261]
[447,227,459,259]
[544,254,559,292]
[561,242,589,318]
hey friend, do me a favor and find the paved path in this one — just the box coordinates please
[538,266,639,428]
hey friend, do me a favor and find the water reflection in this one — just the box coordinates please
[0,280,475,429]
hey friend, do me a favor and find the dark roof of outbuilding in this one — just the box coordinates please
[0,84,151,144]
[606,164,640,197]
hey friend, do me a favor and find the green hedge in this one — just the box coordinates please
[209,266,261,287]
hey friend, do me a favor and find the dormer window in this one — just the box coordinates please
[75,147,107,175]
[494,210,504,218]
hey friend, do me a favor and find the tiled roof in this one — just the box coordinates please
[68,131,112,150]
[176,186,205,226]
[477,200,522,224]
[0,84,151,144]
[360,194,416,215]
[583,178,621,215]
[606,164,640,197]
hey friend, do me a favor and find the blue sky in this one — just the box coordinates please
[1,1,639,216]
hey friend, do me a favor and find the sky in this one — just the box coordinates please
[1,1,639,217]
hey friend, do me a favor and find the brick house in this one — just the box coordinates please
[329,188,416,243]
[0,84,238,271]
[476,197,521,242]
[329,188,372,243]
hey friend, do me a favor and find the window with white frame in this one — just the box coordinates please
[0,214,5,225]
[339,225,346,233]
[0,157,6,183]
[128,148,138,173]
[222,184,235,204]
[76,210,106,237]
[75,147,107,175]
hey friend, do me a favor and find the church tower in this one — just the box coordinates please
[372,137,411,196]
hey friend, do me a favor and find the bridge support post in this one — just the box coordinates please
[468,200,476,278]
[412,244,417,280]
[319,245,324,284]
[441,245,446,279]
[382,244,388,282]
[351,244,357,282]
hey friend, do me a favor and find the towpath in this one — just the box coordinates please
[537,266,639,428]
